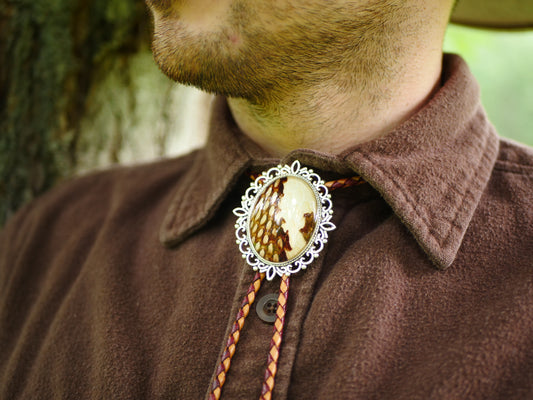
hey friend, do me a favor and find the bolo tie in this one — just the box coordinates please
[208,160,365,400]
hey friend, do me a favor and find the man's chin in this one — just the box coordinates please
[152,47,262,103]
[145,0,180,15]
[153,58,238,99]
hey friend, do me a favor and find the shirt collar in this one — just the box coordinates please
[160,54,499,270]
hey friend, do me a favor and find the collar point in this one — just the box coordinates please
[428,252,456,271]
[159,226,183,249]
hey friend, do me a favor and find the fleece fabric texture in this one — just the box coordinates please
[1,54,532,399]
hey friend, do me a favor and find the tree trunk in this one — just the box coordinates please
[0,0,210,226]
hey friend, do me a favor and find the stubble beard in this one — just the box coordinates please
[150,1,404,108]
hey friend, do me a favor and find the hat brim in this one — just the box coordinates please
[451,0,533,29]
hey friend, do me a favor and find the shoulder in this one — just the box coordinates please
[47,150,200,211]
[0,150,199,281]
[456,138,532,273]
[488,138,533,203]
[5,150,199,227]
[476,138,533,242]
[483,138,533,200]
[494,138,533,177]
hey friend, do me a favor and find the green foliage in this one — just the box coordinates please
[444,25,533,146]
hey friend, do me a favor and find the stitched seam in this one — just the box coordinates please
[437,125,496,246]
[178,152,237,221]
[165,152,205,229]
[494,161,533,175]
[358,153,438,246]
[358,130,494,250]
[165,155,246,242]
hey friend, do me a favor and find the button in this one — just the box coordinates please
[256,293,279,324]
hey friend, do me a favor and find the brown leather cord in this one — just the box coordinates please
[249,173,366,191]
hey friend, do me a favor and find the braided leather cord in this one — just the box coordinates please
[208,271,265,400]
[325,176,366,190]
[249,173,366,192]
[260,274,290,400]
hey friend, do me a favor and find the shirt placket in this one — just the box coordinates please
[206,247,328,400]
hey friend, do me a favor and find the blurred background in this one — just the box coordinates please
[444,25,533,147]
[0,2,532,226]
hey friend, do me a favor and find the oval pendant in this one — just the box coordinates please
[234,161,336,280]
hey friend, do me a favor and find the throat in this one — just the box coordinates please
[227,62,443,157]
[227,87,397,157]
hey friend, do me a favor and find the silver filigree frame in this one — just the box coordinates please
[233,160,336,280]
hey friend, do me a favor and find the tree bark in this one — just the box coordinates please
[0,0,210,225]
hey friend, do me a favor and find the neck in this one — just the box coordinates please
[228,58,442,157]
[228,4,450,157]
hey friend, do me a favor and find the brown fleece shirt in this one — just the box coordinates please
[1,55,532,399]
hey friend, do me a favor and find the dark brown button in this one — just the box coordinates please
[256,293,278,324]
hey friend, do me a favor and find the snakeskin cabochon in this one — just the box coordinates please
[248,176,318,264]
